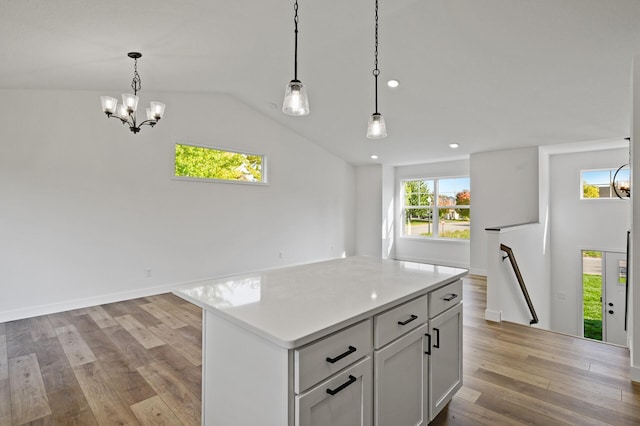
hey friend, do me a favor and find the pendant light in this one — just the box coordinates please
[283,0,310,116]
[100,52,166,134]
[366,0,387,139]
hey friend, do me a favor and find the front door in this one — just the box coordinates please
[604,252,627,346]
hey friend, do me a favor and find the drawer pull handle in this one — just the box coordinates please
[326,375,357,396]
[326,346,357,364]
[425,333,431,355]
[433,327,440,348]
[442,293,458,302]
[397,314,418,326]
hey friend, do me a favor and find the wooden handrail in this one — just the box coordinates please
[500,244,539,325]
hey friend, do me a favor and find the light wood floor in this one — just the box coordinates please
[0,277,639,425]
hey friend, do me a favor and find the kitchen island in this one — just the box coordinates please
[174,256,467,425]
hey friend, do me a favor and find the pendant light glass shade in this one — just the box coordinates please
[283,80,309,116]
[367,112,387,139]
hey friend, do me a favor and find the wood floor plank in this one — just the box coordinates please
[473,368,638,425]
[130,395,182,425]
[431,395,527,426]
[72,362,140,425]
[27,316,56,342]
[137,361,199,425]
[0,335,7,381]
[5,320,36,359]
[114,315,165,350]
[55,324,97,367]
[8,354,52,424]
[464,373,609,426]
[145,295,202,330]
[149,324,201,366]
[0,379,11,426]
[139,304,187,330]
[103,301,163,329]
[43,386,98,425]
[85,306,118,329]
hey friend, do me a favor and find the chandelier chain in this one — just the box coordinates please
[131,58,142,95]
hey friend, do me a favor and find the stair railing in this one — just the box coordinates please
[500,244,539,325]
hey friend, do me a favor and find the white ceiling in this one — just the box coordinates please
[2,0,639,165]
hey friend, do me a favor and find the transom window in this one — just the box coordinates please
[581,168,629,199]
[402,177,470,240]
[174,143,266,184]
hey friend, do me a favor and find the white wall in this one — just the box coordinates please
[470,147,539,275]
[631,55,640,382]
[549,148,629,336]
[0,89,356,321]
[485,224,551,329]
[356,165,382,257]
[393,160,470,269]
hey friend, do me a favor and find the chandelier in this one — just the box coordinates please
[366,0,387,139]
[100,52,166,134]
[282,0,309,116]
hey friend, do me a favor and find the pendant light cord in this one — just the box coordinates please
[373,0,380,114]
[293,0,299,81]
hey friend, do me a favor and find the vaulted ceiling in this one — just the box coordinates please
[2,0,639,165]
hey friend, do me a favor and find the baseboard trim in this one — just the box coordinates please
[0,281,188,323]
[485,309,502,323]
[392,255,470,270]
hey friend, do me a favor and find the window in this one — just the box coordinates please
[403,177,470,240]
[581,167,629,199]
[174,143,266,183]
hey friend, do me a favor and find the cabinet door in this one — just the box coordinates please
[429,303,462,420]
[296,356,372,426]
[374,324,428,426]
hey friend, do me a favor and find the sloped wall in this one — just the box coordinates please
[0,89,356,320]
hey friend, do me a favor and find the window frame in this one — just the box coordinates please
[580,167,629,200]
[172,142,268,186]
[401,176,471,241]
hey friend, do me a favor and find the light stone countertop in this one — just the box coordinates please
[174,256,468,349]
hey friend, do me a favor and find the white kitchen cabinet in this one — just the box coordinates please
[296,357,372,426]
[174,256,467,426]
[374,324,429,426]
[428,303,463,420]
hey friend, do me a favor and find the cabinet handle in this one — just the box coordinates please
[326,375,357,396]
[433,327,440,348]
[397,314,418,326]
[442,293,458,302]
[326,346,357,364]
[425,333,431,355]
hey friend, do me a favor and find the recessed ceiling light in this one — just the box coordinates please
[387,79,399,88]
[449,143,460,149]
[371,154,379,159]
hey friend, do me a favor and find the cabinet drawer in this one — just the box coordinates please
[374,295,427,349]
[429,280,462,318]
[295,319,372,394]
[295,356,372,426]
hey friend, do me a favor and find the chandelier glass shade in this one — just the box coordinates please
[100,52,165,134]
[282,0,309,116]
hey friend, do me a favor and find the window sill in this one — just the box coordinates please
[399,236,470,244]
